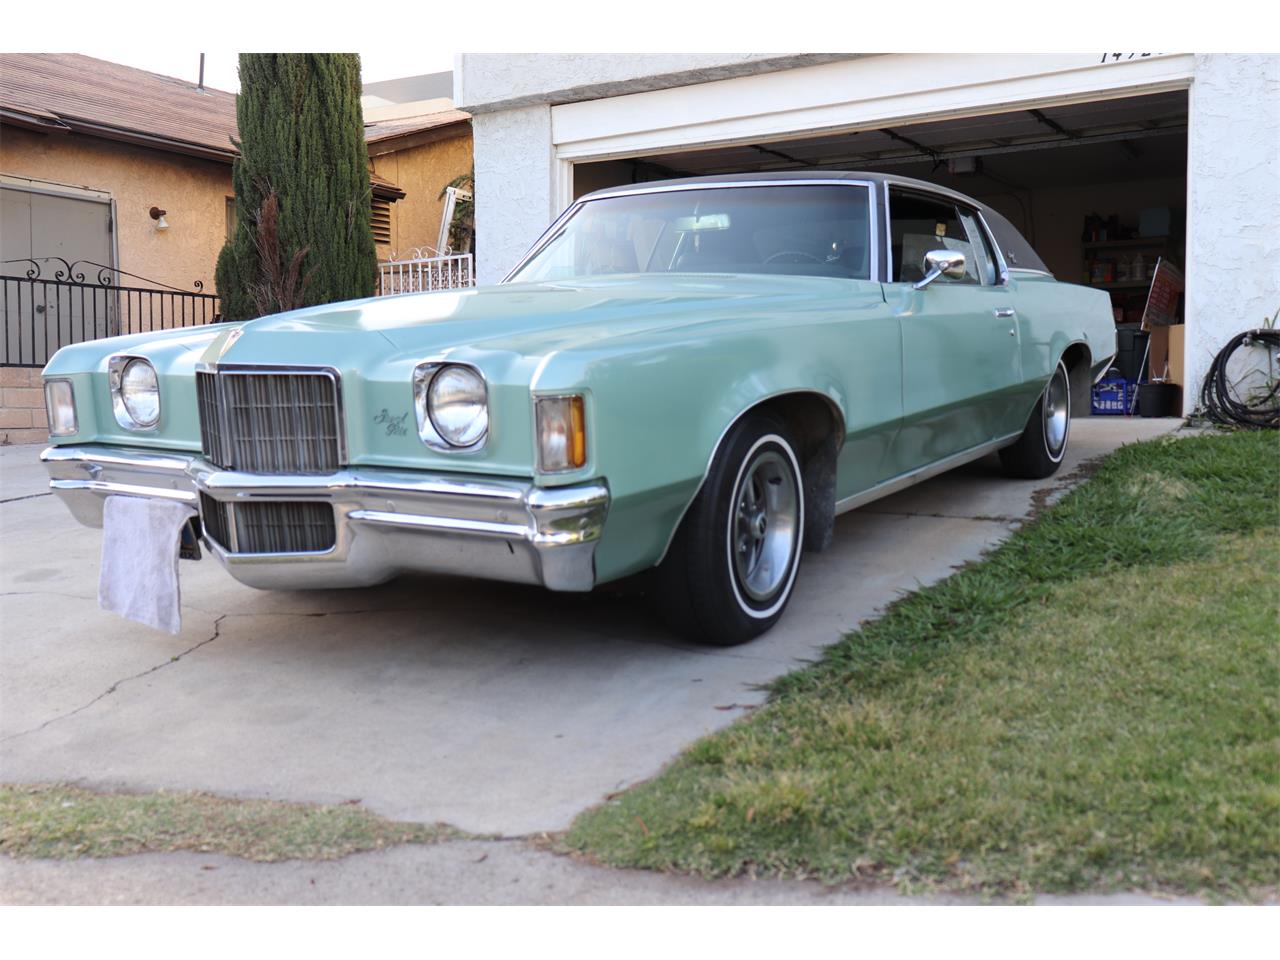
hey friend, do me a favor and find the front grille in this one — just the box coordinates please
[197,369,341,474]
[196,372,224,467]
[199,493,336,555]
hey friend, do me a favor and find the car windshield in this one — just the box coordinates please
[508,184,872,283]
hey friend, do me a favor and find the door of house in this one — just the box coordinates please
[2,184,115,364]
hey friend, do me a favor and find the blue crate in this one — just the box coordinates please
[1091,373,1137,416]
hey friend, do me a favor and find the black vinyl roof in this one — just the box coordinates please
[581,170,1050,276]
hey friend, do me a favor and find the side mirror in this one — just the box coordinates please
[914,250,967,290]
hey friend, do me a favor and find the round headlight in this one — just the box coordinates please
[121,359,160,428]
[427,365,488,447]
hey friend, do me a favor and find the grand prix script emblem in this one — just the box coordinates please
[373,409,410,437]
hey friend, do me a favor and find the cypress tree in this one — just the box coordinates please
[215,53,376,321]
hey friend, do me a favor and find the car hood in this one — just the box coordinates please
[229,273,870,360]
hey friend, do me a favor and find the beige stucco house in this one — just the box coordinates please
[366,109,473,258]
[0,53,473,444]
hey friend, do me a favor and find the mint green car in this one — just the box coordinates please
[41,173,1115,645]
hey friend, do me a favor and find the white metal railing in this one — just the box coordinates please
[377,251,475,297]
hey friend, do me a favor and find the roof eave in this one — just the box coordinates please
[2,110,238,163]
[365,118,471,157]
[371,180,407,201]
[1,109,72,134]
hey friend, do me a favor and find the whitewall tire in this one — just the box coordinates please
[655,413,805,645]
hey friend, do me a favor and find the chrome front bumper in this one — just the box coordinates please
[41,444,609,592]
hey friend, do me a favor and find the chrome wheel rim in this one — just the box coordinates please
[731,448,799,602]
[1044,364,1070,456]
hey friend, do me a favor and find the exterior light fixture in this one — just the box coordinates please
[150,206,169,231]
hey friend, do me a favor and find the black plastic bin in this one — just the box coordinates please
[1138,382,1179,418]
[1114,324,1150,383]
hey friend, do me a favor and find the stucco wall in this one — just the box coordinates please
[1,126,232,293]
[472,105,555,284]
[1185,53,1280,414]
[370,130,473,258]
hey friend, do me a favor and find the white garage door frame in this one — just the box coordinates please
[549,53,1195,209]
[545,52,1211,412]
[552,53,1198,207]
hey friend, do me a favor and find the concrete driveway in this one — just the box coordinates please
[1,418,1181,838]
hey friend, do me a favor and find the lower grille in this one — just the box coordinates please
[196,369,342,474]
[200,493,233,551]
[199,494,336,555]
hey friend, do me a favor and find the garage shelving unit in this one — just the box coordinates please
[1082,235,1181,327]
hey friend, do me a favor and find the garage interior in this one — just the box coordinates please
[572,91,1188,410]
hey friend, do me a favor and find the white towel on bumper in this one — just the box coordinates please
[99,495,197,635]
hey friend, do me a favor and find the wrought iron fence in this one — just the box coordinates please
[1,258,220,367]
[377,251,475,297]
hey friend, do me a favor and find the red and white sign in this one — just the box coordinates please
[1142,258,1185,329]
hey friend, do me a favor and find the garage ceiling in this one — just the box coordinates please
[610,91,1188,192]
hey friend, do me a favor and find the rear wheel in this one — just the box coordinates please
[999,359,1071,479]
[654,413,805,646]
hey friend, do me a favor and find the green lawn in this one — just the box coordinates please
[564,430,1280,899]
[0,784,457,861]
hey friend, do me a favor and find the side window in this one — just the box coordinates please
[957,208,999,286]
[887,190,979,285]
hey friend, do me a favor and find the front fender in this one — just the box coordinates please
[534,292,900,583]
[40,324,234,452]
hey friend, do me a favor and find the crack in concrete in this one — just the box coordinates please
[1,590,97,602]
[0,492,52,504]
[0,614,227,744]
[862,509,1022,523]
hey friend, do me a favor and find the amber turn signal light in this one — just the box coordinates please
[536,395,587,472]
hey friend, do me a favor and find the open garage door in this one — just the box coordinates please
[571,91,1189,409]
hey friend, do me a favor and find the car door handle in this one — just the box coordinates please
[994,308,1016,318]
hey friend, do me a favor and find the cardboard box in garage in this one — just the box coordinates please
[1147,323,1185,407]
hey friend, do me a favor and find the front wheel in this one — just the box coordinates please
[999,359,1071,479]
[654,413,805,646]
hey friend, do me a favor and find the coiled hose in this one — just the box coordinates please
[1198,328,1280,429]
